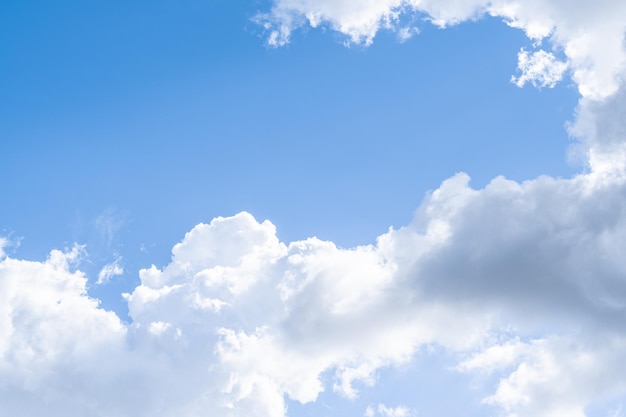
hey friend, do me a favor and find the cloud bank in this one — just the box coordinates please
[3,167,626,416]
[3,1,626,416]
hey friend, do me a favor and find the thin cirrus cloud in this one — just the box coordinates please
[2,1,626,417]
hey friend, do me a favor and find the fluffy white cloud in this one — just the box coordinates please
[4,157,626,416]
[511,48,568,88]
[258,0,626,99]
[0,245,127,416]
[460,335,626,417]
[2,1,626,416]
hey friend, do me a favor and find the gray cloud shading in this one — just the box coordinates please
[2,1,626,416]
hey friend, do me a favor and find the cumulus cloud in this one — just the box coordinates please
[2,1,626,417]
[257,0,626,99]
[569,86,626,172]
[460,335,626,417]
[0,245,127,416]
[511,48,568,88]
[4,161,626,416]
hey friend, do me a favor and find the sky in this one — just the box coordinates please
[1,0,626,416]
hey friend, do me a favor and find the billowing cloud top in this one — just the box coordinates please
[3,1,626,417]
[4,168,626,416]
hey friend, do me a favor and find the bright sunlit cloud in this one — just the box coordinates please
[2,0,626,416]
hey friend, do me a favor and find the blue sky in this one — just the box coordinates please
[2,1,626,417]
[1,0,576,279]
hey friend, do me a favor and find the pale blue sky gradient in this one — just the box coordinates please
[1,2,601,416]
[1,0,576,280]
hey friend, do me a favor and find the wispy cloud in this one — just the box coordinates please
[365,403,414,417]
[95,207,127,249]
[96,255,124,285]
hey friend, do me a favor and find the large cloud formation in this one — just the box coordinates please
[2,1,626,416]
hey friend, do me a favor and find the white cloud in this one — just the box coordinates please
[457,338,531,374]
[477,336,626,417]
[255,0,406,47]
[365,403,414,417]
[0,246,127,416]
[5,161,626,416]
[96,255,124,285]
[94,152,626,415]
[2,1,626,416]
[396,26,419,42]
[511,48,568,88]
[568,86,626,174]
[258,0,626,99]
